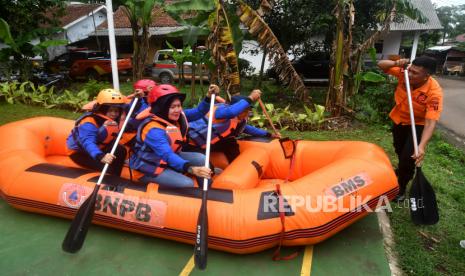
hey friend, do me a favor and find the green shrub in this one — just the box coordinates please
[352,80,396,124]
[250,103,326,131]
[0,81,90,111]
[81,80,112,99]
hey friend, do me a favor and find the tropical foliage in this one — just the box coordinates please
[250,103,326,131]
[164,0,309,103]
[0,0,64,37]
[122,0,163,80]
[0,18,67,82]
[327,0,426,116]
[436,4,465,40]
[237,1,309,100]
[0,81,90,111]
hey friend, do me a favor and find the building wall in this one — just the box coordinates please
[47,10,107,60]
[382,31,403,59]
[66,10,107,43]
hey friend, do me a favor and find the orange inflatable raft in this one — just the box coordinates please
[0,117,398,254]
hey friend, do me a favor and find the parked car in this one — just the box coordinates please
[151,49,209,84]
[443,56,465,76]
[266,53,330,84]
[292,53,330,81]
[45,49,132,80]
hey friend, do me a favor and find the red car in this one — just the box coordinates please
[46,50,132,80]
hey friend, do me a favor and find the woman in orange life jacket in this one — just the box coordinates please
[66,88,127,176]
[186,89,281,163]
[129,84,215,188]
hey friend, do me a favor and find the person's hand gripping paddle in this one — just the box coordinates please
[403,67,439,225]
[194,93,215,270]
[62,97,139,253]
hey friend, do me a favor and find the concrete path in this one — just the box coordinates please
[436,77,465,141]
[0,199,391,276]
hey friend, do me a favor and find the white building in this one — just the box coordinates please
[46,3,107,59]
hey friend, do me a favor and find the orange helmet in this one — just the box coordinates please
[147,84,185,105]
[96,89,125,105]
[133,79,157,92]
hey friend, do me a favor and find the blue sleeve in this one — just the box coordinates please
[145,128,188,172]
[78,122,103,159]
[215,100,251,120]
[126,99,149,131]
[184,98,210,121]
[127,98,149,116]
[243,124,269,137]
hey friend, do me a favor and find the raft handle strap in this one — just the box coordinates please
[272,183,299,261]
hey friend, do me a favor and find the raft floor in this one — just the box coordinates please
[0,200,391,275]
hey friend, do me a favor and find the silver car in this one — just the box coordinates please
[151,49,209,84]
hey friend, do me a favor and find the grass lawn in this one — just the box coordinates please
[0,103,464,275]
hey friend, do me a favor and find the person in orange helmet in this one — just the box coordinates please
[67,89,127,176]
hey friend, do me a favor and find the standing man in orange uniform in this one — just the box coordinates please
[377,56,443,201]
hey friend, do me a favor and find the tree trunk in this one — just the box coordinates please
[257,47,267,88]
[138,26,150,80]
[131,24,140,81]
[326,0,345,117]
[180,62,185,88]
[191,62,196,103]
[199,61,204,94]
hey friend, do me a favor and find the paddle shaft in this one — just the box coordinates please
[194,94,215,270]
[403,68,420,159]
[258,98,279,136]
[202,94,216,190]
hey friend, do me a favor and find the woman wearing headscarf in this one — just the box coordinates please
[130,84,215,188]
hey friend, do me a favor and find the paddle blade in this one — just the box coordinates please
[409,167,439,225]
[194,191,208,270]
[62,185,100,253]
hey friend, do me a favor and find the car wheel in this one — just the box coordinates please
[159,72,173,84]
[86,69,100,81]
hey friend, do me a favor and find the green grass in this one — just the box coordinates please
[0,103,464,275]
[0,102,79,125]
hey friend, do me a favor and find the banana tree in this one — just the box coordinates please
[122,0,162,80]
[326,0,426,116]
[166,42,193,88]
[236,0,311,102]
[0,18,67,82]
[165,0,213,99]
[164,0,311,103]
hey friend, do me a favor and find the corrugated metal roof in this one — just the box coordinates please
[390,0,443,31]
